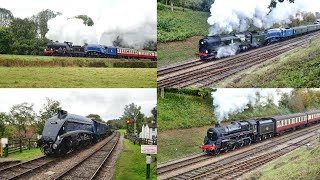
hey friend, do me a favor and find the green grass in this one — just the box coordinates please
[0,67,156,88]
[158,125,211,163]
[232,37,320,87]
[158,4,209,42]
[1,148,43,162]
[116,129,126,136]
[158,36,201,68]
[113,138,157,180]
[242,140,320,180]
[158,92,215,131]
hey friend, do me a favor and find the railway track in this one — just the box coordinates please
[54,132,120,180]
[157,31,320,87]
[157,123,320,180]
[0,155,55,180]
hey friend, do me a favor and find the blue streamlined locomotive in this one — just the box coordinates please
[198,24,320,60]
[37,110,112,155]
[202,110,320,155]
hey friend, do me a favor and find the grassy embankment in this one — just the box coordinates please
[114,130,157,180]
[227,36,320,88]
[0,148,43,162]
[242,139,320,180]
[157,90,292,163]
[157,4,209,67]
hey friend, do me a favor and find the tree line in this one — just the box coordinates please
[0,99,157,140]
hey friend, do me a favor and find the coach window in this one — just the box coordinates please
[277,121,280,127]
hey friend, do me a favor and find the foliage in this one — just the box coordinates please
[121,103,144,134]
[0,27,12,54]
[158,0,214,12]
[268,0,295,13]
[158,3,209,42]
[0,8,14,27]
[108,119,126,129]
[7,103,36,139]
[0,112,8,137]
[34,98,61,134]
[74,15,94,26]
[32,9,61,39]
[86,114,104,122]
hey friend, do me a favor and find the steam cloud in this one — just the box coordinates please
[212,88,293,122]
[208,0,319,35]
[216,43,239,58]
[46,0,156,49]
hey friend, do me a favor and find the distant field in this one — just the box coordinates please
[225,36,320,88]
[0,54,156,68]
[0,67,156,88]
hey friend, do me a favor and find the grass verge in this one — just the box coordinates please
[158,36,201,68]
[1,148,43,162]
[158,125,211,163]
[242,139,320,180]
[0,67,156,88]
[113,138,157,180]
[158,92,215,131]
[231,37,320,87]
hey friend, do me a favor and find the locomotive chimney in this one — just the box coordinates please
[57,109,68,119]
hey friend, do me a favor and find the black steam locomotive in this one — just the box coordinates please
[202,110,320,155]
[37,110,112,155]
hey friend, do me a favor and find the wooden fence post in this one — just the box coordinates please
[28,139,31,150]
[19,138,22,153]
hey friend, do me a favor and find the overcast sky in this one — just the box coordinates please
[0,89,156,121]
[0,0,155,19]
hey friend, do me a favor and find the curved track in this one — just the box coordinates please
[157,123,320,180]
[54,132,120,180]
[157,31,320,87]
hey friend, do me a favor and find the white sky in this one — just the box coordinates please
[0,88,156,122]
[0,0,155,19]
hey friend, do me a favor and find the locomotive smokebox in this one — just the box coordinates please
[215,122,221,127]
[58,109,68,119]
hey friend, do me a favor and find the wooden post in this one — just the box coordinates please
[19,138,22,153]
[28,139,31,150]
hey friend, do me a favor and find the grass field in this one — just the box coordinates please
[158,36,201,68]
[229,37,320,88]
[158,125,211,163]
[242,139,320,180]
[113,138,157,180]
[158,92,216,131]
[1,148,43,162]
[0,67,156,88]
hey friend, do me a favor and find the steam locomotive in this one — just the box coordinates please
[44,41,157,60]
[197,24,320,60]
[37,110,112,155]
[201,110,320,155]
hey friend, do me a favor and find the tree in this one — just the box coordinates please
[121,103,144,134]
[0,8,14,27]
[35,98,60,134]
[33,9,61,39]
[0,112,9,137]
[268,0,295,13]
[86,114,103,122]
[8,103,35,139]
[74,15,94,26]
[0,27,12,54]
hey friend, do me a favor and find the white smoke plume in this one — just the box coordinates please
[208,0,320,35]
[45,0,156,49]
[216,43,239,58]
[212,88,293,122]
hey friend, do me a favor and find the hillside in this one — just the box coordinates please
[158,91,215,131]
